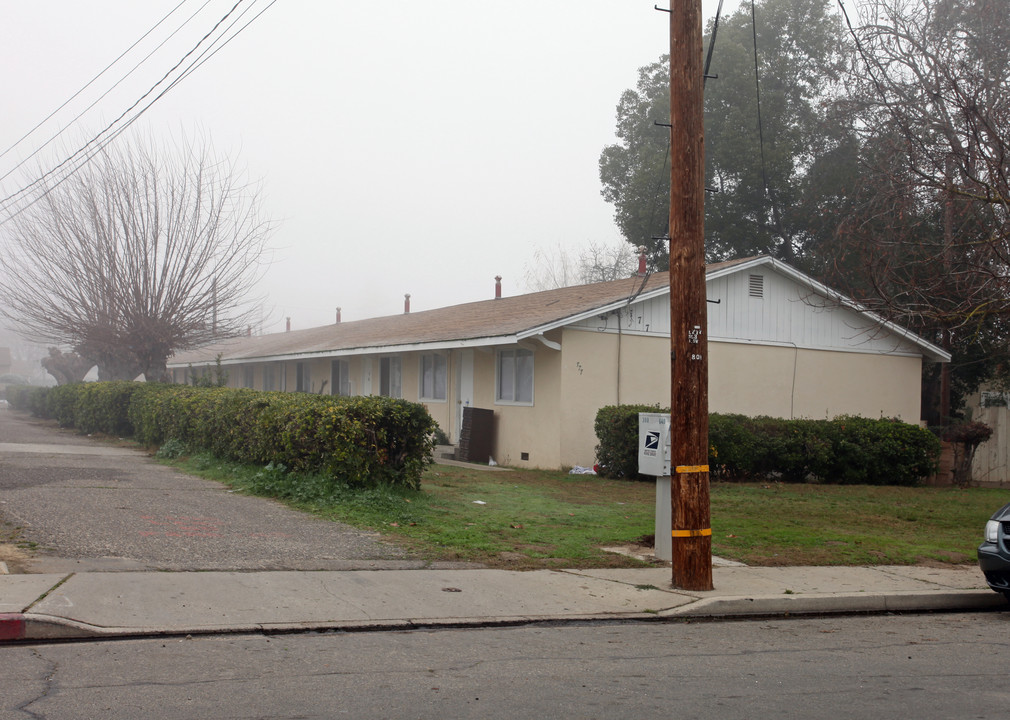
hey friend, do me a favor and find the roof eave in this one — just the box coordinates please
[167,334,522,368]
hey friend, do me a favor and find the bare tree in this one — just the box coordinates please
[0,135,270,381]
[840,0,1010,318]
[826,0,1010,421]
[523,241,637,292]
[849,0,1010,218]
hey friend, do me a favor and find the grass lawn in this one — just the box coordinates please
[174,453,1009,570]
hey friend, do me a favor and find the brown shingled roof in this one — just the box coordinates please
[169,258,752,366]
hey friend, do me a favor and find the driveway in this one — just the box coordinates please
[0,409,430,573]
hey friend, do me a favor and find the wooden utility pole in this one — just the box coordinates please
[668,0,713,590]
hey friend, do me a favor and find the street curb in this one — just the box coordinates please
[1,591,1005,643]
[662,590,1006,618]
[2,613,113,641]
[1,611,671,642]
[0,613,26,641]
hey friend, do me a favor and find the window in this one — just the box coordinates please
[419,353,447,401]
[379,356,401,398]
[263,365,275,392]
[497,348,533,404]
[331,359,350,397]
[243,366,255,389]
[296,362,311,392]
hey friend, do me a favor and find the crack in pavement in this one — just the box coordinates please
[15,649,59,720]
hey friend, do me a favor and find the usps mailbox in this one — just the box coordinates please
[638,413,672,562]
[638,412,671,477]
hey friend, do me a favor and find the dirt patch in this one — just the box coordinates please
[0,543,30,573]
[916,552,973,566]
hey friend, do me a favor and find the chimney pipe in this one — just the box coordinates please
[335,307,342,324]
[404,293,411,314]
[286,317,291,332]
[637,246,648,276]
[247,326,252,337]
[495,275,502,299]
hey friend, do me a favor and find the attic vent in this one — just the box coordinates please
[748,274,764,298]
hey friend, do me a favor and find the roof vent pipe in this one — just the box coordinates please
[286,317,291,332]
[404,293,411,314]
[335,307,341,324]
[495,275,502,299]
[637,246,648,276]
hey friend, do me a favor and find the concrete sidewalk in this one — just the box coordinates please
[1,564,1004,642]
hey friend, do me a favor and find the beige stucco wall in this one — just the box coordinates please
[196,328,923,472]
[709,342,923,421]
[467,338,564,468]
[556,329,924,469]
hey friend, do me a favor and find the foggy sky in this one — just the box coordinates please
[0,1,730,334]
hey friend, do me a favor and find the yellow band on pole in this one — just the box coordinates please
[675,465,709,474]
[672,528,712,538]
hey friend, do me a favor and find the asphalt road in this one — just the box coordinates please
[3,612,1008,719]
[0,409,431,572]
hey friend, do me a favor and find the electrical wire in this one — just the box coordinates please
[750,0,771,199]
[0,0,214,188]
[0,0,190,166]
[0,0,247,215]
[0,0,275,225]
[703,0,726,87]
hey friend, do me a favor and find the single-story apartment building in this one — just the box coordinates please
[168,256,950,469]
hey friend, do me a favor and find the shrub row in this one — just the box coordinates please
[594,405,942,485]
[8,382,437,489]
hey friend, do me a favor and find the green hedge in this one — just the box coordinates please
[595,406,941,486]
[10,383,437,489]
[594,404,666,480]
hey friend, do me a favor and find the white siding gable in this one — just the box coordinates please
[706,268,924,356]
[566,294,670,337]
[569,266,926,357]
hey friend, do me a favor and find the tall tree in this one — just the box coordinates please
[830,0,1010,421]
[0,135,271,381]
[598,58,671,269]
[705,0,851,263]
[598,0,851,269]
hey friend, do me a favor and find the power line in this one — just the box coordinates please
[0,0,247,215]
[750,0,770,199]
[703,0,726,87]
[0,0,213,188]
[0,0,274,224]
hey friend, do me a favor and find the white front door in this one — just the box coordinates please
[360,358,373,396]
[455,349,474,442]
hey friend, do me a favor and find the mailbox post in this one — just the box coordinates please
[638,413,672,562]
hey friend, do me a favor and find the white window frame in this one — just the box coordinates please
[243,366,255,389]
[379,356,402,398]
[263,364,275,392]
[419,352,447,402]
[496,347,534,405]
[331,359,351,397]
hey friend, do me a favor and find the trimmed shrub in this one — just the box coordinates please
[595,405,941,485]
[594,404,664,479]
[72,381,144,436]
[16,382,438,490]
